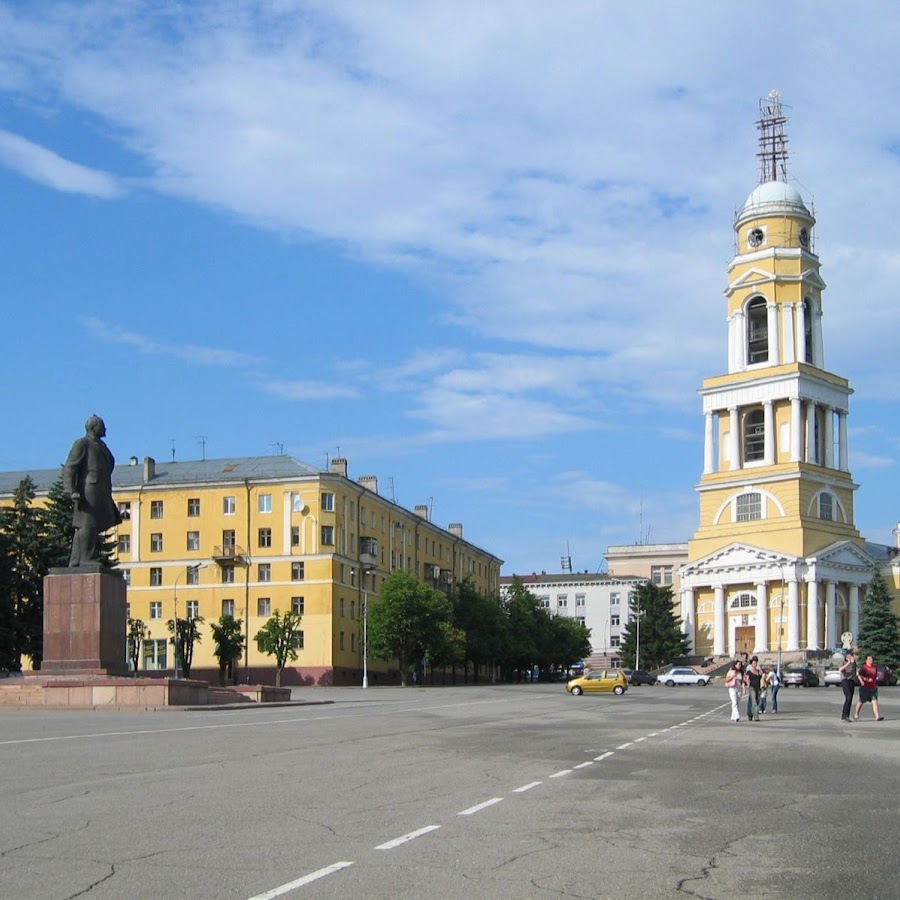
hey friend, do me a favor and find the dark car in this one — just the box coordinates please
[877,666,897,687]
[782,665,819,687]
[622,668,656,686]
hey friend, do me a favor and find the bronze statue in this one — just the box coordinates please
[63,415,121,566]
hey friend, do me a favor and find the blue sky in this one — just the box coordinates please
[2,2,899,575]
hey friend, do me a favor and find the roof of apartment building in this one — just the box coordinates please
[500,571,644,586]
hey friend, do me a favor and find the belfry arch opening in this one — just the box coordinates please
[747,296,768,364]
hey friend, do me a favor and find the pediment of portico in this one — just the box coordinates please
[681,542,790,579]
[808,541,873,573]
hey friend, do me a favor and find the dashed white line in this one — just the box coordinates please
[375,825,440,849]
[458,798,503,816]
[616,742,633,750]
[513,781,543,793]
[549,769,572,778]
[634,737,647,743]
[247,862,354,899]
[648,732,659,737]
[594,751,614,761]
[574,761,594,769]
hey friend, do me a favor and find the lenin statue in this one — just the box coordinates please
[63,415,122,566]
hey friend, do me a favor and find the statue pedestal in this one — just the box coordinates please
[42,568,128,676]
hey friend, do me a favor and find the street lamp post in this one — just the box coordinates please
[359,540,378,689]
[172,562,205,680]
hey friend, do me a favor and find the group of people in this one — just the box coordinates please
[724,652,886,723]
[724,657,780,722]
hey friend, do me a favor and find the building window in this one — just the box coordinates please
[321,492,335,512]
[610,635,621,647]
[651,566,674,586]
[150,500,164,519]
[339,598,345,617]
[118,501,131,520]
[803,297,814,363]
[294,630,304,650]
[611,615,620,627]
[186,600,200,619]
[291,526,300,546]
[150,601,162,619]
[223,496,236,516]
[340,631,345,650]
[819,492,833,521]
[730,593,757,609]
[744,408,765,462]
[747,296,768,364]
[222,530,236,551]
[321,525,334,546]
[351,633,356,652]
[149,567,163,586]
[143,638,167,671]
[291,596,304,615]
[186,565,200,586]
[736,492,762,522]
[222,599,235,617]
[258,528,272,548]
[610,592,621,606]
[557,594,568,608]
[187,498,200,517]
[150,533,163,553]
[575,594,585,607]
[291,493,304,512]
[257,598,271,617]
[222,565,235,584]
[350,600,356,619]
[117,534,131,554]
[258,564,271,583]
[258,493,272,514]
[291,561,305,581]
[187,531,200,551]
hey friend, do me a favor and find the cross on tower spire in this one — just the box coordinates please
[757,90,789,184]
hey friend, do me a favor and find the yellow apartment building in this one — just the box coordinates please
[2,454,502,685]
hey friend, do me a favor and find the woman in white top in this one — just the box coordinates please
[725,659,747,722]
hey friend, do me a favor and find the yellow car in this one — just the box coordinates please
[565,670,628,695]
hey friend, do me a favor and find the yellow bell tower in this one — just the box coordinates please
[680,92,872,661]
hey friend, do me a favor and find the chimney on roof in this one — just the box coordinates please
[143,457,156,482]
[330,457,348,477]
[129,456,138,466]
[359,475,378,494]
[414,504,429,521]
[449,523,463,538]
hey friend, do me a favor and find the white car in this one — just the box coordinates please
[658,667,710,686]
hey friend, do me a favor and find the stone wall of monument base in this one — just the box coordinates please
[0,676,209,709]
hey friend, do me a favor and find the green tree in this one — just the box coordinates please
[453,578,508,683]
[857,566,900,670]
[0,525,19,671]
[619,582,689,670]
[255,610,302,687]
[367,570,454,686]
[547,615,592,672]
[211,615,245,686]
[167,616,205,679]
[500,578,550,681]
[126,618,148,675]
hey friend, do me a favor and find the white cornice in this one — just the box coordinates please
[699,371,851,412]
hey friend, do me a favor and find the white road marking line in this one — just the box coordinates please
[375,825,440,849]
[549,769,572,778]
[616,742,633,749]
[458,798,503,816]
[634,737,647,743]
[574,761,593,769]
[513,781,543,793]
[594,751,614,761]
[247,862,354,899]
[648,732,659,737]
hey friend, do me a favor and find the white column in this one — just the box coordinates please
[704,412,715,474]
[838,411,849,471]
[805,401,817,464]
[849,584,860,639]
[767,302,780,365]
[763,400,775,465]
[681,588,695,653]
[796,303,807,363]
[806,578,820,650]
[824,407,834,469]
[728,314,737,373]
[783,303,796,363]
[714,585,726,656]
[791,398,803,462]
[825,581,837,649]
[735,311,747,369]
[755,582,769,651]
[787,578,801,651]
[729,407,740,471]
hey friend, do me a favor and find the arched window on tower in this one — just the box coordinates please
[747,297,768,364]
[803,297,814,365]
[744,408,765,463]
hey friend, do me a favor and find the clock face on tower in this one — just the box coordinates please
[799,227,809,247]
[748,227,765,248]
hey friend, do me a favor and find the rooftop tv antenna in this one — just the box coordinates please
[757,89,790,184]
[561,541,572,573]
[170,439,176,462]
[270,442,284,455]
[195,435,208,461]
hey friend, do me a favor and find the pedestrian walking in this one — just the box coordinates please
[766,666,781,713]
[838,650,858,721]
[746,656,763,721]
[725,659,746,722]
[759,667,771,713]
[854,654,885,721]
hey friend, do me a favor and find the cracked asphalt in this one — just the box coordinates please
[0,683,896,899]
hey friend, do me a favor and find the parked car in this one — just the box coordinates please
[823,668,843,686]
[658,667,710,686]
[877,666,897,686]
[782,665,820,687]
[622,668,656,686]
[566,670,628,695]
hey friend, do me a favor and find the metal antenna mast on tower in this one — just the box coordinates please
[757,89,789,183]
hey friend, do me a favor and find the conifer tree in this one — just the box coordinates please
[620,581,690,670]
[857,566,900,670]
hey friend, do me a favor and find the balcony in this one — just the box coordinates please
[212,545,246,564]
